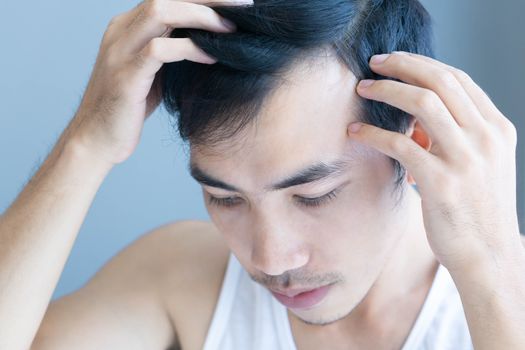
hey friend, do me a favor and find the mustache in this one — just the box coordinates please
[248,270,343,290]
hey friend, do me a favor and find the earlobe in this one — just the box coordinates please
[410,118,432,151]
[406,117,432,185]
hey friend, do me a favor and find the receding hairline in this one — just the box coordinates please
[186,50,362,158]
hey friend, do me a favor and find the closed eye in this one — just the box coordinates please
[207,188,341,209]
[294,188,340,207]
[207,195,242,208]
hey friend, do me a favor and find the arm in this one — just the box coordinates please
[0,1,241,348]
[450,236,525,350]
[30,221,187,350]
[31,219,229,350]
[0,136,112,350]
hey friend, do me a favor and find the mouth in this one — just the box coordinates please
[269,283,334,310]
[270,285,326,298]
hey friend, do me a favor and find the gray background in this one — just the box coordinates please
[0,1,523,300]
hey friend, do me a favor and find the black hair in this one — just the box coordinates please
[160,0,434,203]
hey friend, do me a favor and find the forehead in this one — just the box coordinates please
[191,53,365,189]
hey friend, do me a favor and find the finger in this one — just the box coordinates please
[126,37,218,85]
[347,122,441,191]
[368,52,487,130]
[356,79,465,158]
[394,52,506,125]
[119,0,248,54]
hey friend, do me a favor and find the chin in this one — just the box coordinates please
[292,306,355,327]
[290,293,359,327]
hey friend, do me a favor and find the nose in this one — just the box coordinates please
[250,222,309,276]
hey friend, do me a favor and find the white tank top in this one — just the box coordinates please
[202,253,473,350]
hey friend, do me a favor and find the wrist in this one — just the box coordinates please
[449,236,525,292]
[62,112,125,168]
[448,238,525,349]
[61,135,115,181]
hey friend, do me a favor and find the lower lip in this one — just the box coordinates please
[271,284,333,310]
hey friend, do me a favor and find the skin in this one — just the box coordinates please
[0,0,523,349]
[351,52,525,350]
[0,1,243,349]
[190,52,439,349]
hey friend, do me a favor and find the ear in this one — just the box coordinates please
[405,116,432,185]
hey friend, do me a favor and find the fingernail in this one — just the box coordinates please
[358,79,375,89]
[370,54,389,65]
[221,18,237,30]
[349,123,363,133]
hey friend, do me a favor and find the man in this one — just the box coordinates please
[1,0,524,349]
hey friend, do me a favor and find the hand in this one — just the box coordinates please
[67,0,246,165]
[347,51,521,273]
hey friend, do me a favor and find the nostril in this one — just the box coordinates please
[250,249,309,276]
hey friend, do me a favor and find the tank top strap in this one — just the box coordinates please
[202,252,242,350]
[400,263,449,349]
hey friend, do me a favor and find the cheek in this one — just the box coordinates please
[206,204,252,253]
[306,186,402,260]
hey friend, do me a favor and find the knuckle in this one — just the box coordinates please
[457,143,476,161]
[387,134,409,154]
[108,12,125,27]
[455,144,480,168]
[478,124,497,143]
[498,118,518,143]
[435,71,458,89]
[452,68,472,85]
[145,0,166,22]
[146,37,164,60]
[478,122,497,143]
[108,16,119,28]
[135,38,164,67]
[103,16,123,42]
[101,29,114,46]
[415,90,441,112]
[127,4,147,30]
[475,128,500,155]
[501,118,517,135]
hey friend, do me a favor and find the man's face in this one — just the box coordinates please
[190,54,413,325]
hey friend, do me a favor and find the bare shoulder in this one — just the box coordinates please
[33,220,229,350]
[116,219,231,349]
[81,219,229,304]
[123,219,229,284]
[152,220,231,350]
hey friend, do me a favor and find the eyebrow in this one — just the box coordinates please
[189,158,352,193]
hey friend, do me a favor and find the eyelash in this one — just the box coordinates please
[207,188,341,209]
